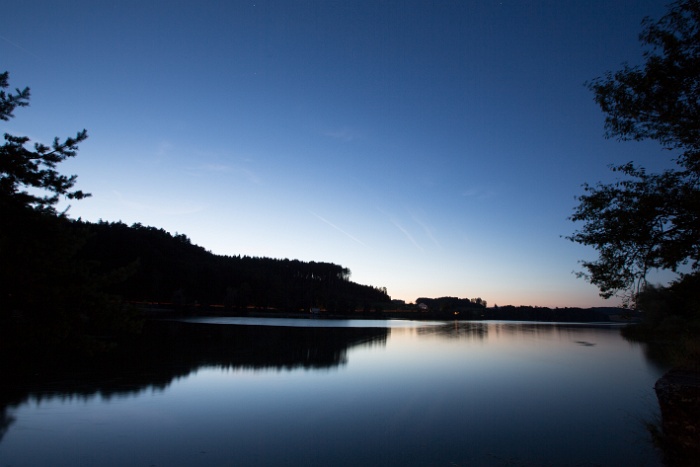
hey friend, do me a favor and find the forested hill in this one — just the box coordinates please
[76,221,391,312]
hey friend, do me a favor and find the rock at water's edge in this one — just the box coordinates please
[655,368,700,465]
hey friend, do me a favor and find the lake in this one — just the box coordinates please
[0,319,667,466]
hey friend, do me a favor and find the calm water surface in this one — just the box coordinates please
[0,319,667,466]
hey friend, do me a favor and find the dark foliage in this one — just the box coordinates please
[485,305,622,322]
[0,72,89,214]
[76,220,391,313]
[1,71,140,354]
[570,1,700,304]
[410,298,617,322]
[570,163,700,301]
[415,296,486,314]
[587,0,700,170]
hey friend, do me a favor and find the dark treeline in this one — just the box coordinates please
[416,296,486,313]
[403,297,627,322]
[75,220,391,313]
[485,305,632,322]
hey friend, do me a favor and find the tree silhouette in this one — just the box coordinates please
[1,72,90,214]
[569,1,700,305]
[77,220,390,313]
[1,71,138,354]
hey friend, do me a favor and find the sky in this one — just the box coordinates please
[2,0,675,308]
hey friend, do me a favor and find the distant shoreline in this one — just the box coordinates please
[137,304,640,324]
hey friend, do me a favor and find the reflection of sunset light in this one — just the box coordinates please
[2,320,661,466]
[385,321,630,363]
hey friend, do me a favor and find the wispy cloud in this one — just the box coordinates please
[200,163,261,184]
[0,35,42,60]
[202,163,230,172]
[309,210,366,246]
[390,218,423,252]
[156,141,172,159]
[462,185,497,200]
[410,210,441,249]
[324,126,363,142]
[113,191,206,216]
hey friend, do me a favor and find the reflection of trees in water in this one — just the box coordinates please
[415,321,643,354]
[0,320,388,442]
[636,343,677,374]
[144,320,388,373]
[620,329,674,374]
[490,322,561,340]
[489,321,619,338]
[413,321,615,340]
[414,321,618,340]
[417,321,488,339]
[0,406,15,443]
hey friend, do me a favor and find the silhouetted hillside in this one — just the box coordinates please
[76,220,390,313]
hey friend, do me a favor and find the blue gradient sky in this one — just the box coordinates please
[3,1,672,307]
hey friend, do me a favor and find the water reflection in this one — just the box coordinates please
[0,408,14,443]
[416,320,488,339]
[413,320,633,344]
[0,320,388,440]
[0,320,669,466]
[181,316,441,328]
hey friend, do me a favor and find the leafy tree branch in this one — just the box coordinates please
[1,72,89,215]
[570,0,700,305]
